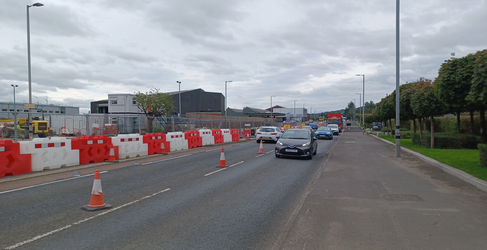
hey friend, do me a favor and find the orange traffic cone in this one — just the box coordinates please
[82,170,112,211]
[247,134,250,140]
[107,147,116,161]
[258,140,264,154]
[218,148,227,167]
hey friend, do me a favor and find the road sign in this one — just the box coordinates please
[24,103,36,109]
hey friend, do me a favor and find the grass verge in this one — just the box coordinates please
[378,135,486,181]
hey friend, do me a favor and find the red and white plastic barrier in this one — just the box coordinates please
[19,137,80,171]
[166,132,188,151]
[221,129,232,143]
[199,129,214,146]
[111,134,148,159]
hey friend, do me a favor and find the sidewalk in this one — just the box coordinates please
[276,122,487,250]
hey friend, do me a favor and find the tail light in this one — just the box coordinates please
[271,133,277,135]
[257,132,261,135]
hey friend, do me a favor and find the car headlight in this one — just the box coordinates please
[278,142,283,146]
[302,143,310,147]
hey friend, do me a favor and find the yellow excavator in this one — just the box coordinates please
[0,117,50,139]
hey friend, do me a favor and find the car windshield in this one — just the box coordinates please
[281,130,310,139]
[317,127,331,131]
[260,128,275,132]
[328,125,338,128]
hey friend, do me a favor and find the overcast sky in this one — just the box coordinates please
[1,0,486,114]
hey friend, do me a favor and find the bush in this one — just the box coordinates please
[479,144,487,168]
[410,133,480,149]
[400,131,413,139]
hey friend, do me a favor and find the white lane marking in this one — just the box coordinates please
[255,154,264,158]
[141,154,192,165]
[0,171,109,195]
[4,188,171,250]
[204,161,244,177]
[205,148,221,152]
[265,150,273,154]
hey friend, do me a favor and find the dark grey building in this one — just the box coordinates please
[90,88,224,116]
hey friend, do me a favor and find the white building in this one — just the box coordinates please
[107,94,140,114]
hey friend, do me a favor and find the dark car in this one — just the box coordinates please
[275,129,318,159]
[315,127,333,140]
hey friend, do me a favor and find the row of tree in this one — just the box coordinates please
[344,101,376,120]
[372,49,487,147]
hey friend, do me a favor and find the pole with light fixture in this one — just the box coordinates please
[356,93,361,124]
[27,2,43,140]
[225,80,232,124]
[270,95,275,125]
[11,84,19,142]
[355,74,365,128]
[395,0,401,157]
[177,81,181,117]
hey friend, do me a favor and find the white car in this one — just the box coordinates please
[327,124,340,135]
[256,126,283,143]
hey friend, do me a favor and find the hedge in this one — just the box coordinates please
[411,133,480,149]
[479,144,487,168]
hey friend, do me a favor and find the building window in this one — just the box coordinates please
[110,99,118,105]
[42,111,47,113]
[49,111,53,113]
[55,111,59,113]
[24,110,28,112]
[1,109,7,111]
[9,109,14,111]
[133,100,136,105]
[37,110,42,113]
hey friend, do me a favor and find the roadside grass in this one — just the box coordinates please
[378,135,486,181]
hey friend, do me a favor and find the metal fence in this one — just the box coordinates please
[1,111,289,138]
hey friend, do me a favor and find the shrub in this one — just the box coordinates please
[400,131,413,139]
[479,144,487,168]
[411,133,480,149]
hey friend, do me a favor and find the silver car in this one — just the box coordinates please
[327,124,339,135]
[256,126,282,143]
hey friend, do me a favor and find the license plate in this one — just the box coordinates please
[263,137,270,139]
[286,149,298,152]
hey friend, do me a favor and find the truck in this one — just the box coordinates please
[0,117,50,139]
[327,113,343,132]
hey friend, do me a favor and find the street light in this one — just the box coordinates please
[356,93,361,125]
[355,74,365,126]
[270,95,276,125]
[224,80,232,121]
[11,84,19,142]
[293,100,297,122]
[352,99,356,122]
[177,81,181,117]
[395,0,401,157]
[27,2,43,140]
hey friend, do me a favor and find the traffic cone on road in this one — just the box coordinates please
[218,148,227,167]
[247,134,250,140]
[82,170,112,211]
[258,140,264,154]
[107,147,116,161]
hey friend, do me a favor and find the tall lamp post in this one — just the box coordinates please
[355,74,365,126]
[11,85,19,142]
[356,93,361,124]
[27,2,43,141]
[177,81,181,117]
[395,0,401,157]
[293,100,297,122]
[224,80,232,122]
[270,95,275,125]
[352,99,356,122]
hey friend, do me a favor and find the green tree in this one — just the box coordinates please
[374,95,395,134]
[364,101,376,114]
[467,49,487,143]
[134,88,175,131]
[435,54,476,134]
[411,82,445,148]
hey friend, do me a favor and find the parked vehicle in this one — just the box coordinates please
[256,126,282,143]
[315,127,333,140]
[275,129,318,159]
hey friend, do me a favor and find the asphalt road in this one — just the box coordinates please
[0,137,337,250]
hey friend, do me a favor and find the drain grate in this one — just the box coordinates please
[382,194,425,201]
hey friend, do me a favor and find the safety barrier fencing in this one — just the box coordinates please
[19,137,80,171]
[199,129,214,146]
[166,132,188,152]
[0,128,254,178]
[143,133,170,155]
[211,129,224,144]
[111,134,148,159]
[71,135,119,165]
[0,140,32,177]
[230,129,240,142]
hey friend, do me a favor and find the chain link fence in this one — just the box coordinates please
[1,111,289,139]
